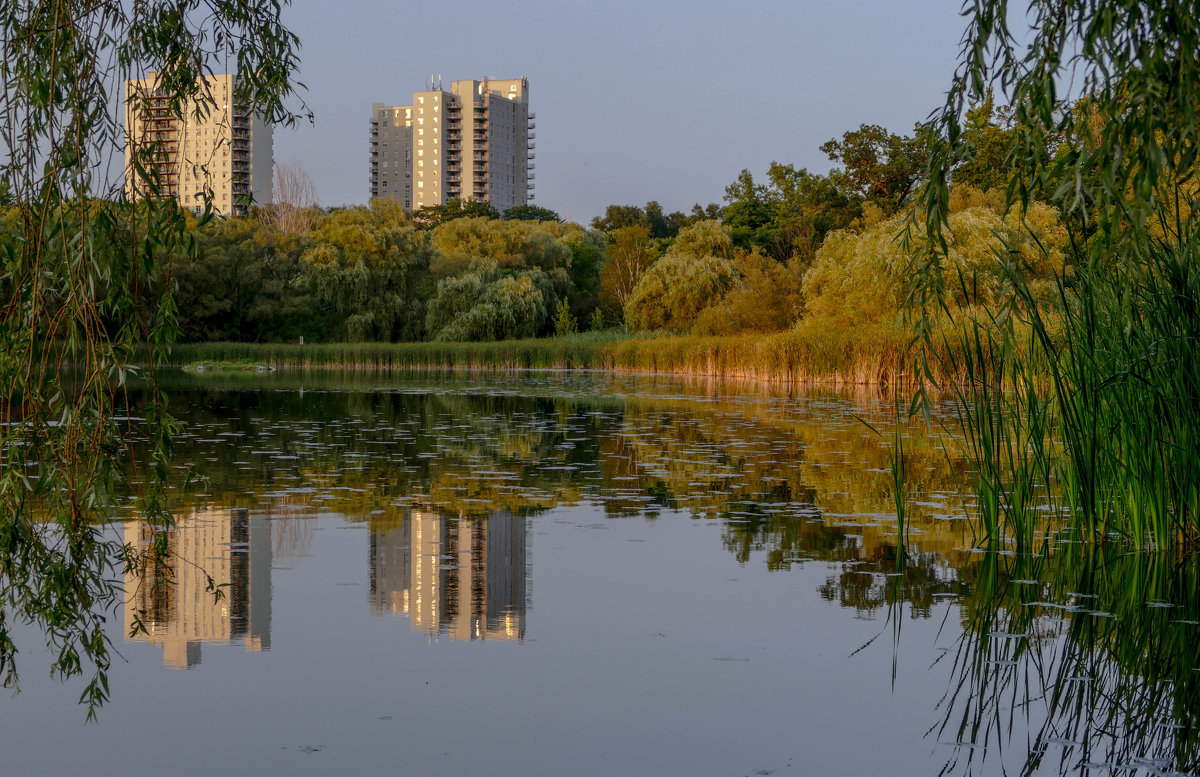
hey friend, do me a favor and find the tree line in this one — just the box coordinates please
[22,105,1049,347]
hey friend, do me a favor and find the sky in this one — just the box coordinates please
[275,0,968,224]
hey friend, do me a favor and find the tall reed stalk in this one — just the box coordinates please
[927,220,1200,549]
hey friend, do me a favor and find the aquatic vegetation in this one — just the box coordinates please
[909,0,1200,549]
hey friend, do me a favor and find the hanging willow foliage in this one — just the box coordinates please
[0,0,305,717]
[906,1,1200,548]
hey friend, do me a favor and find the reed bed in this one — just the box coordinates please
[604,324,915,386]
[172,331,627,372]
[930,229,1200,550]
[172,324,929,387]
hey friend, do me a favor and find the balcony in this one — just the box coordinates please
[528,131,536,140]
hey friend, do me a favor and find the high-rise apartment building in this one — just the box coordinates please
[125,73,273,216]
[370,77,534,212]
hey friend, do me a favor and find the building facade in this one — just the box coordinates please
[370,77,534,212]
[125,73,273,216]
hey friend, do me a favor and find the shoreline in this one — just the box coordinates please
[169,327,918,388]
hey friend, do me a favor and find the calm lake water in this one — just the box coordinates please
[2,371,1197,776]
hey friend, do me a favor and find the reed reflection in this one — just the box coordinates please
[369,510,529,642]
[124,507,272,668]
[927,547,1200,777]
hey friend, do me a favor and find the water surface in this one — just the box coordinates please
[2,371,1196,776]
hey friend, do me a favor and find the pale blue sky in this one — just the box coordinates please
[276,0,967,222]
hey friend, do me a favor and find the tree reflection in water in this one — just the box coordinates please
[151,373,1200,772]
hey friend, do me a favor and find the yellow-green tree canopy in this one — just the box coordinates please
[624,222,740,332]
[803,186,1067,328]
[693,251,805,335]
[301,201,433,341]
[430,216,575,296]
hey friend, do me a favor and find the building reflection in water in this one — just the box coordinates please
[370,510,529,642]
[124,507,272,669]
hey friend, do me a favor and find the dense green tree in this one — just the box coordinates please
[426,261,554,341]
[764,163,857,264]
[302,200,433,341]
[503,204,562,222]
[412,197,500,229]
[560,227,607,321]
[722,170,774,249]
[590,200,692,239]
[953,94,1018,192]
[821,123,928,214]
[178,217,315,342]
[715,161,859,262]
[721,164,855,262]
